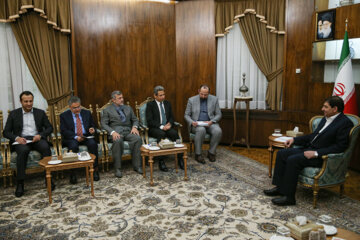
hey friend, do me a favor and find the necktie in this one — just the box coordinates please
[160,102,167,125]
[76,114,83,136]
[117,107,126,123]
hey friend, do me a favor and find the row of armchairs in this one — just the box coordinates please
[0,97,183,187]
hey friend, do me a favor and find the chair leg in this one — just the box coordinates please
[313,189,319,208]
[340,184,344,197]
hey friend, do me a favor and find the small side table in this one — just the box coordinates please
[39,154,95,204]
[140,146,188,186]
[268,135,286,177]
[231,96,253,149]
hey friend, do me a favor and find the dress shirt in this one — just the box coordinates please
[155,100,166,129]
[72,112,85,139]
[21,108,38,137]
[198,99,210,121]
[319,113,340,133]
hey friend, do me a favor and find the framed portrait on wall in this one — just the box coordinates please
[315,9,336,41]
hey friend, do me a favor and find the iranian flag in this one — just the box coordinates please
[332,31,359,115]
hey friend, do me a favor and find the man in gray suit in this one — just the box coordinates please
[101,90,143,178]
[184,85,222,164]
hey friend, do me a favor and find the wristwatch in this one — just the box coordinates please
[314,151,318,158]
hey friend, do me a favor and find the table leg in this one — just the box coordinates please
[268,145,274,178]
[85,166,89,187]
[142,155,146,178]
[175,154,178,173]
[183,151,188,181]
[90,164,94,197]
[231,99,237,147]
[245,100,250,149]
[46,170,52,204]
[149,156,154,186]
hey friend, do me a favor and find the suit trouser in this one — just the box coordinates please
[191,124,222,155]
[13,139,51,181]
[148,128,183,160]
[272,148,323,199]
[111,133,142,170]
[63,138,99,169]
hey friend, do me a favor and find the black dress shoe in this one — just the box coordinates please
[15,183,24,198]
[134,167,143,174]
[263,187,282,196]
[271,196,296,206]
[93,171,100,181]
[70,174,78,184]
[195,154,205,164]
[178,156,184,170]
[159,160,168,172]
[207,152,216,162]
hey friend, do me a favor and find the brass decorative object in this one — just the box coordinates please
[239,73,249,97]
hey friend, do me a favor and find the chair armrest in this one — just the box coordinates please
[315,153,347,182]
[138,123,148,131]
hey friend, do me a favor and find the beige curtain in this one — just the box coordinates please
[0,0,71,123]
[215,0,285,110]
[0,0,71,33]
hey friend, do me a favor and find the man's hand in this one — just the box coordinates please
[77,136,84,142]
[112,132,121,141]
[205,121,213,127]
[192,121,198,127]
[130,127,139,136]
[163,123,171,131]
[32,135,41,142]
[89,127,95,134]
[284,138,294,148]
[16,137,27,145]
[304,151,317,159]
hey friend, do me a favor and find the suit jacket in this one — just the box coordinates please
[184,94,222,130]
[146,100,175,129]
[3,107,53,143]
[60,109,96,140]
[100,103,139,136]
[294,112,354,157]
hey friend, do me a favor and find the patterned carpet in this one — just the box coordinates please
[0,147,359,240]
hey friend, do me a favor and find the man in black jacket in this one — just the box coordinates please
[4,91,53,197]
[60,96,100,183]
[264,96,354,206]
[146,86,184,171]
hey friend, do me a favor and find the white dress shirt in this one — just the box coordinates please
[155,100,166,129]
[21,108,38,137]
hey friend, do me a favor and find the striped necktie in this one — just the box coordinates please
[76,114,83,136]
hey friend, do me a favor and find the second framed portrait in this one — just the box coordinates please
[315,9,336,41]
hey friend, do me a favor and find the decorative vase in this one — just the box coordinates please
[239,73,248,97]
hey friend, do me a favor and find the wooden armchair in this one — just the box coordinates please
[298,114,360,208]
[55,105,105,170]
[0,110,11,187]
[135,97,182,144]
[5,109,58,184]
[96,101,134,171]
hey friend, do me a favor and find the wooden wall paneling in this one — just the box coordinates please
[283,0,314,112]
[335,4,360,39]
[175,0,216,138]
[72,0,176,109]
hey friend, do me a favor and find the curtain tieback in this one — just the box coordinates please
[47,90,73,105]
[266,67,283,82]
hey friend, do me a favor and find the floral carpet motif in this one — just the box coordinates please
[0,147,359,239]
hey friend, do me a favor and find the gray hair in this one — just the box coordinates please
[153,86,164,96]
[111,90,122,99]
[68,96,81,106]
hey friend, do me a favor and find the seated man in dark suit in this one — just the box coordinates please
[146,85,184,171]
[264,96,354,206]
[60,96,100,182]
[3,91,53,198]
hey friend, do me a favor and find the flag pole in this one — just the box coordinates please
[345,18,348,31]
